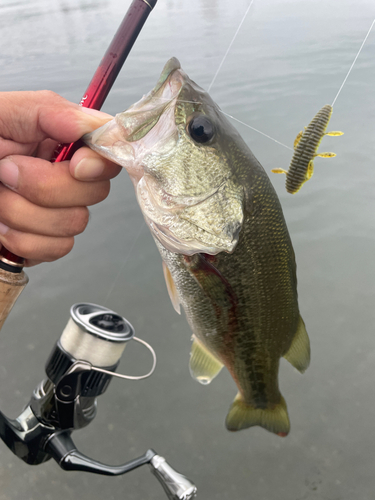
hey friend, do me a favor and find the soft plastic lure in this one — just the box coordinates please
[272,104,343,194]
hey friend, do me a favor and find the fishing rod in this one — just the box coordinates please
[0,0,157,331]
[0,1,197,498]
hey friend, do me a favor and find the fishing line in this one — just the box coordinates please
[220,111,293,151]
[331,17,375,107]
[208,0,254,93]
[207,0,291,150]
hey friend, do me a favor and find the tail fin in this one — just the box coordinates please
[225,393,290,436]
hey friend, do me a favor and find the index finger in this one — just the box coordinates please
[0,91,113,146]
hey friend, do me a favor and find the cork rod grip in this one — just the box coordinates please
[0,268,28,331]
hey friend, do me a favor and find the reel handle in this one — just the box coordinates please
[46,433,197,499]
[46,432,155,475]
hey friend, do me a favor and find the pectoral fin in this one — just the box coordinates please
[162,261,181,314]
[189,335,223,385]
[283,316,310,373]
[225,393,290,436]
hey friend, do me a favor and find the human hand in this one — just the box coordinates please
[0,91,121,267]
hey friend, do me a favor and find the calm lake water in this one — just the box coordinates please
[1,0,375,499]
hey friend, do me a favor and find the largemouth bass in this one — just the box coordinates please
[83,58,310,436]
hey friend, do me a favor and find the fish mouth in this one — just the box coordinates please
[83,57,184,183]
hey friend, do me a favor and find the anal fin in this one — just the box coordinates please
[283,315,310,373]
[162,261,181,314]
[189,335,223,385]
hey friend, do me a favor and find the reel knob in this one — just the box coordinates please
[150,455,197,500]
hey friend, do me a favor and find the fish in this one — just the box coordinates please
[83,57,310,436]
[272,104,343,193]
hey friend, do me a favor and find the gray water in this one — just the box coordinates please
[1,0,375,498]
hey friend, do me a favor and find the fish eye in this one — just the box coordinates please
[187,115,215,144]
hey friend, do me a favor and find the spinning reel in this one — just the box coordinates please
[0,302,197,500]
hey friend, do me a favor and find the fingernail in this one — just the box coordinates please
[0,222,9,235]
[0,159,19,189]
[74,157,106,180]
[80,107,113,120]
